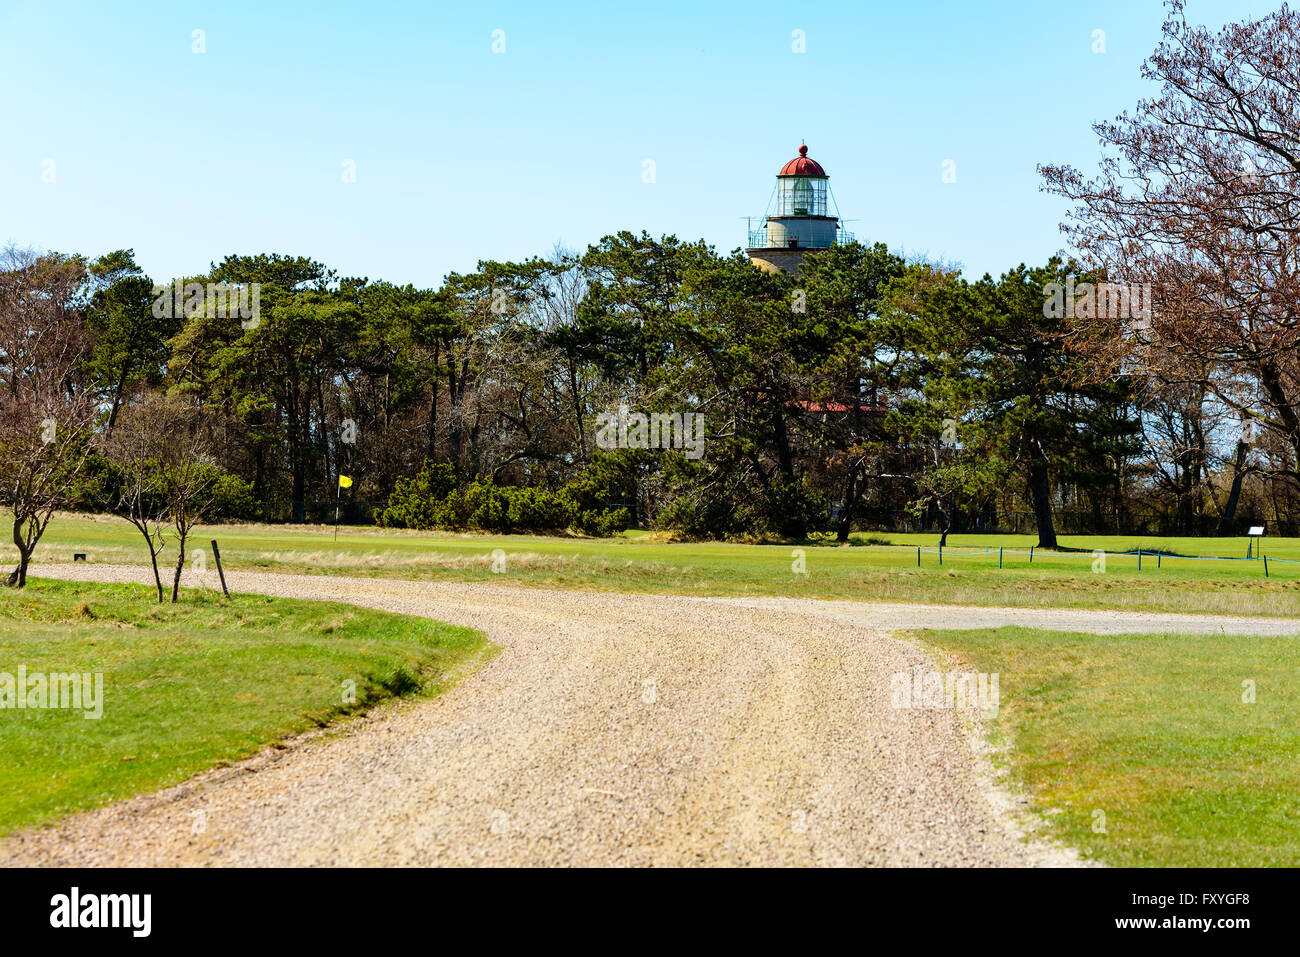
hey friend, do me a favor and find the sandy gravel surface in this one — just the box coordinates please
[708,595,1300,636]
[12,564,1283,867]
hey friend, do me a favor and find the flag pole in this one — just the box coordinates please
[334,478,342,541]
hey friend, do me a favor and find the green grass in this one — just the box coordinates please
[0,578,494,835]
[17,513,1300,617]
[919,626,1300,866]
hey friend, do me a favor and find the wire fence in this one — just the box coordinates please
[913,543,1296,577]
[856,508,1298,538]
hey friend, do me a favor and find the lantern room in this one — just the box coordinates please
[746,144,853,273]
[775,146,829,216]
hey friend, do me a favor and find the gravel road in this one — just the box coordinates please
[6,564,1293,867]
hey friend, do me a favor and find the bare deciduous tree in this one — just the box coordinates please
[0,245,94,587]
[152,396,221,602]
[1041,0,1300,497]
[102,391,172,601]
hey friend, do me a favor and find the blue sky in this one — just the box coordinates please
[0,0,1279,286]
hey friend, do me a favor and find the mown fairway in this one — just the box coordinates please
[17,513,1300,617]
[922,626,1300,867]
[0,579,492,835]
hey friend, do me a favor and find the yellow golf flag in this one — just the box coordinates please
[338,475,353,489]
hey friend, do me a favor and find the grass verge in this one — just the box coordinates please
[18,514,1300,617]
[0,578,494,836]
[918,626,1300,866]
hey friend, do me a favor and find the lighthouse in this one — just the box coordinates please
[746,144,852,274]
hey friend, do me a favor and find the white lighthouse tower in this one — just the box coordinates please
[746,144,852,274]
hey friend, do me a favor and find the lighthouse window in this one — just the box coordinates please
[776,177,828,216]
[793,179,813,214]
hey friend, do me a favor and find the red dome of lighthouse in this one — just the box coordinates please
[779,144,826,176]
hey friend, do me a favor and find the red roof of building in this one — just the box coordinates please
[790,399,885,414]
[779,145,827,177]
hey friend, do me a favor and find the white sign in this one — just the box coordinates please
[1248,526,1265,536]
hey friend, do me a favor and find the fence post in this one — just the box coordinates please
[999,547,1003,569]
[210,539,230,598]
[939,544,943,566]
[1264,555,1270,578]
[1157,551,1161,569]
[1138,549,1142,571]
[917,547,921,567]
[1029,546,1034,563]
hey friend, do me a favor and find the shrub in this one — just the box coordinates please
[378,462,628,535]
[576,505,630,537]
[505,485,577,532]
[206,472,257,521]
[378,462,457,529]
[561,451,636,535]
